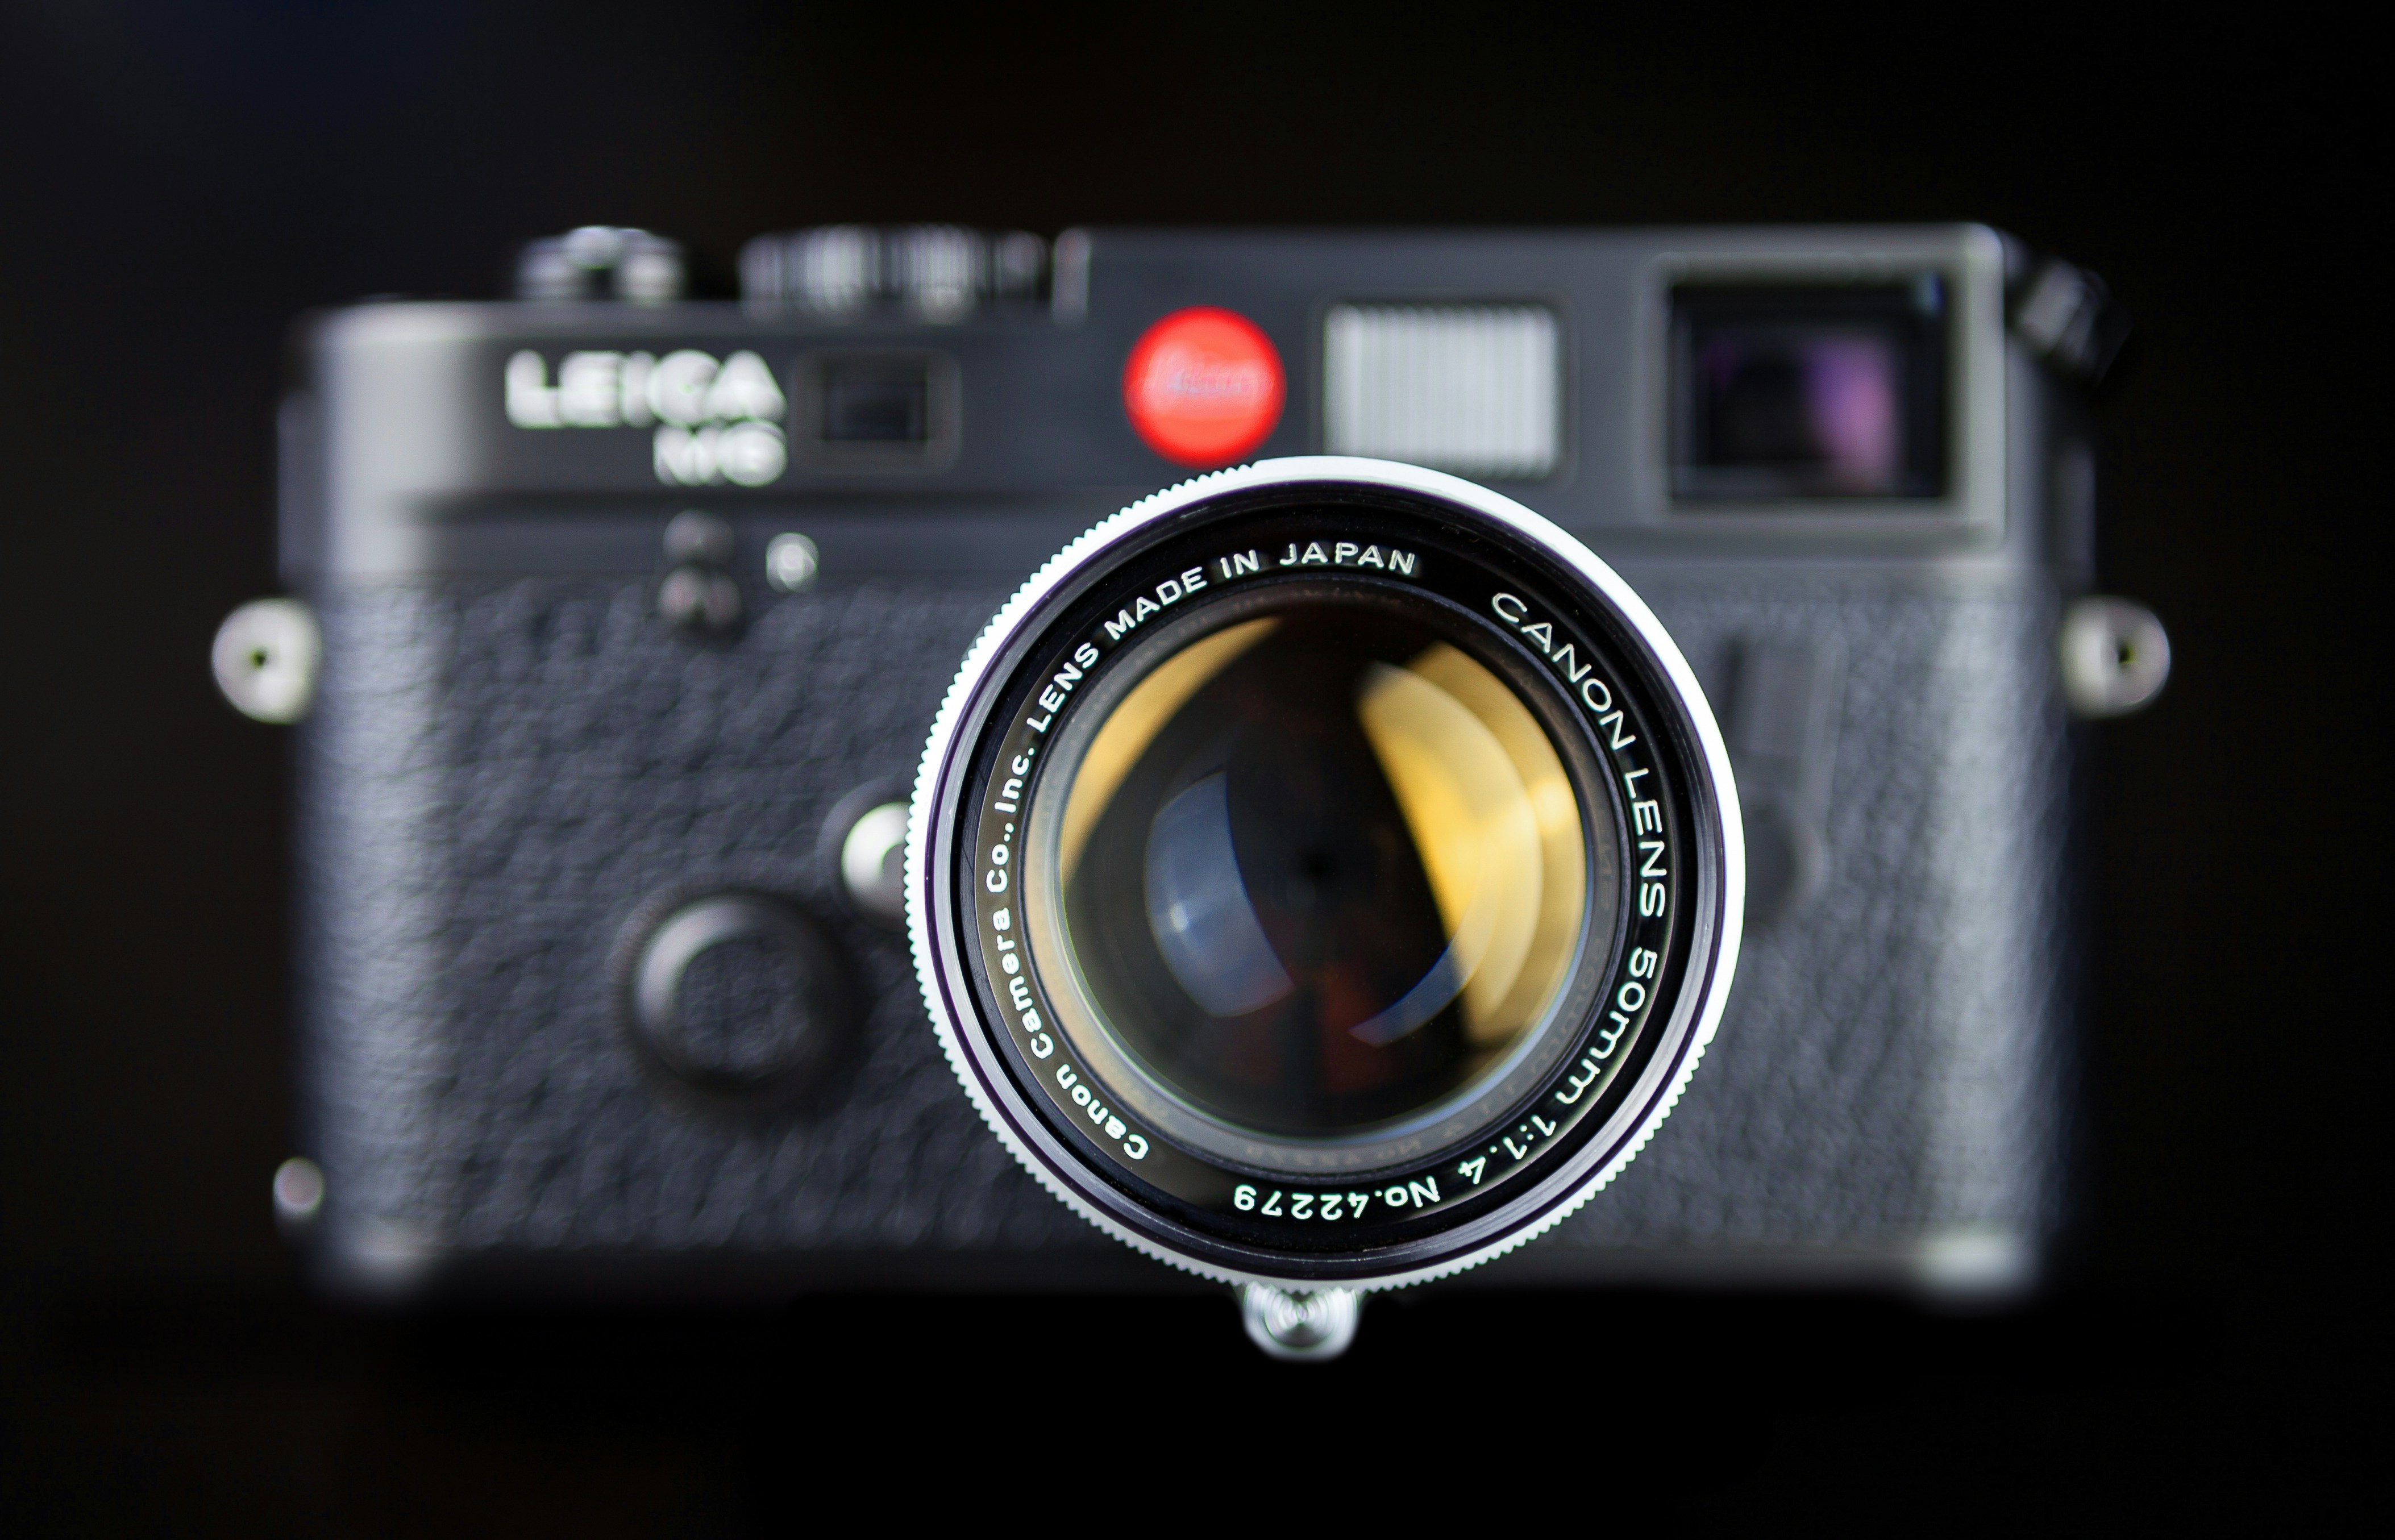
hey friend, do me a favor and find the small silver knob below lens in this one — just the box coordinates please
[839,801,910,928]
[1238,1283,1362,1362]
[2060,596,2171,717]
[213,598,321,723]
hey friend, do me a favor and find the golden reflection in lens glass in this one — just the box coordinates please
[1057,617,1280,884]
[1355,644,1585,1048]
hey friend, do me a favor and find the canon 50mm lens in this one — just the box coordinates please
[909,459,1744,1295]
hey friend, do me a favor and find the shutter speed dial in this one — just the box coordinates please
[740,226,1048,321]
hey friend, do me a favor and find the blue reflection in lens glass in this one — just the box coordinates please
[1143,773,1295,1018]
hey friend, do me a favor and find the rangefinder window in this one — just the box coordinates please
[1669,278,1948,501]
[795,350,958,468]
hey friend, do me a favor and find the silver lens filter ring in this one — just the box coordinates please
[908,457,1744,1292]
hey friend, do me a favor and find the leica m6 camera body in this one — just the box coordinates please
[242,222,2159,1328]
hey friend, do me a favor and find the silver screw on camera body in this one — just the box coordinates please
[212,598,321,723]
[2060,596,2171,717]
[273,1156,325,1237]
[1239,1283,1362,1362]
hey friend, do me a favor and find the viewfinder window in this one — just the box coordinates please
[1670,278,1948,501]
[823,366,928,442]
[795,350,958,469]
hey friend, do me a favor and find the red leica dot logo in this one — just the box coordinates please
[1122,307,1286,467]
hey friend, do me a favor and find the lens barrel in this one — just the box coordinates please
[909,459,1743,1289]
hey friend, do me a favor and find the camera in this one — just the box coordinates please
[224,222,2164,1352]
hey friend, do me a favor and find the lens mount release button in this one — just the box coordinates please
[626,893,847,1100]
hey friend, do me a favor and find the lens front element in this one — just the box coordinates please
[1030,594,1600,1155]
[911,459,1743,1291]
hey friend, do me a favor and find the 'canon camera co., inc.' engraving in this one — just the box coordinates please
[503,348,789,487]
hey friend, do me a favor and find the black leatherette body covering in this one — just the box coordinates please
[298,567,2068,1288]
[1522,574,2069,1271]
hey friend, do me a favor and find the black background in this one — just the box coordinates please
[1,2,2381,1530]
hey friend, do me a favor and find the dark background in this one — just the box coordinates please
[1,2,2382,1530]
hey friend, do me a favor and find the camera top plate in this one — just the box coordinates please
[290,226,2035,589]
